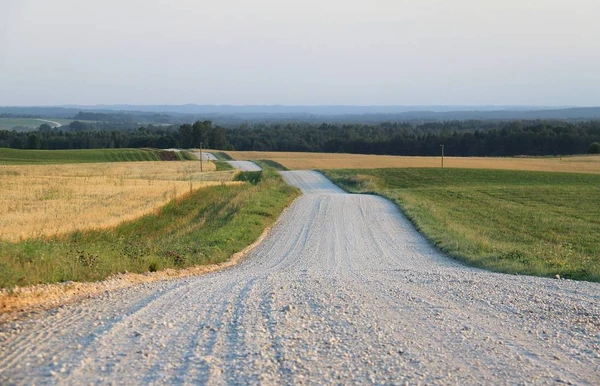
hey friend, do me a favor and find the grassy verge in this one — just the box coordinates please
[213,151,234,161]
[0,168,300,288]
[0,148,194,164]
[214,161,234,171]
[170,150,196,161]
[324,168,600,281]
[254,159,289,171]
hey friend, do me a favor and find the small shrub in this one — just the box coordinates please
[498,250,527,262]
[234,171,262,185]
[165,250,187,266]
[122,240,151,261]
[337,174,378,192]
[74,250,99,268]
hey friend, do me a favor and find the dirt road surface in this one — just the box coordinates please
[197,152,218,161]
[226,160,262,171]
[34,119,62,128]
[190,151,218,161]
[166,150,217,161]
[1,171,599,385]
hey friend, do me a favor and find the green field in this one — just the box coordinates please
[0,168,300,288]
[0,118,75,131]
[325,168,600,281]
[0,148,195,164]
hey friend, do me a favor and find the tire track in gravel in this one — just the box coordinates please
[0,170,599,385]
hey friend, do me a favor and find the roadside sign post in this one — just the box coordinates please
[200,142,203,173]
[440,144,445,168]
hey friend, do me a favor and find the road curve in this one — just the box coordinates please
[280,170,345,194]
[0,171,599,385]
[200,152,218,161]
[226,160,262,172]
[35,119,62,128]
[190,152,218,161]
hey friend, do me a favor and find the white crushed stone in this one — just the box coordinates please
[0,171,598,385]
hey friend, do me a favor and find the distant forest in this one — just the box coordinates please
[1,119,600,157]
[226,121,600,156]
[4,105,600,126]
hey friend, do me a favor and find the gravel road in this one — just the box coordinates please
[190,152,218,161]
[1,171,599,385]
[226,160,262,171]
[168,150,218,161]
[199,152,218,161]
[35,119,62,128]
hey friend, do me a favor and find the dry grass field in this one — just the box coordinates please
[225,151,600,174]
[0,161,238,241]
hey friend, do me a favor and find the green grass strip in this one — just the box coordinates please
[213,151,234,161]
[254,159,289,171]
[214,161,234,171]
[0,148,194,165]
[325,168,600,282]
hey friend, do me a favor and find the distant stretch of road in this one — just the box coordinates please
[0,171,598,384]
[35,119,62,128]
[226,160,262,171]
[162,150,218,161]
[190,151,218,161]
[200,152,218,161]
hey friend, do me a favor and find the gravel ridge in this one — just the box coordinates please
[0,170,598,385]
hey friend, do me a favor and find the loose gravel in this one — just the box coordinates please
[0,171,598,385]
[226,161,262,171]
[195,152,218,161]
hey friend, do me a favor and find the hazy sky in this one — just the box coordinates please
[1,0,599,106]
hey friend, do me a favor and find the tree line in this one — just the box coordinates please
[1,119,599,156]
[0,121,231,151]
[225,120,600,156]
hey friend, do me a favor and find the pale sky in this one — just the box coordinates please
[1,0,599,106]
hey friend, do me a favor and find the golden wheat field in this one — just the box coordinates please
[225,151,600,174]
[0,161,238,241]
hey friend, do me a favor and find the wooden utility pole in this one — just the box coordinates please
[200,142,203,173]
[440,144,445,168]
